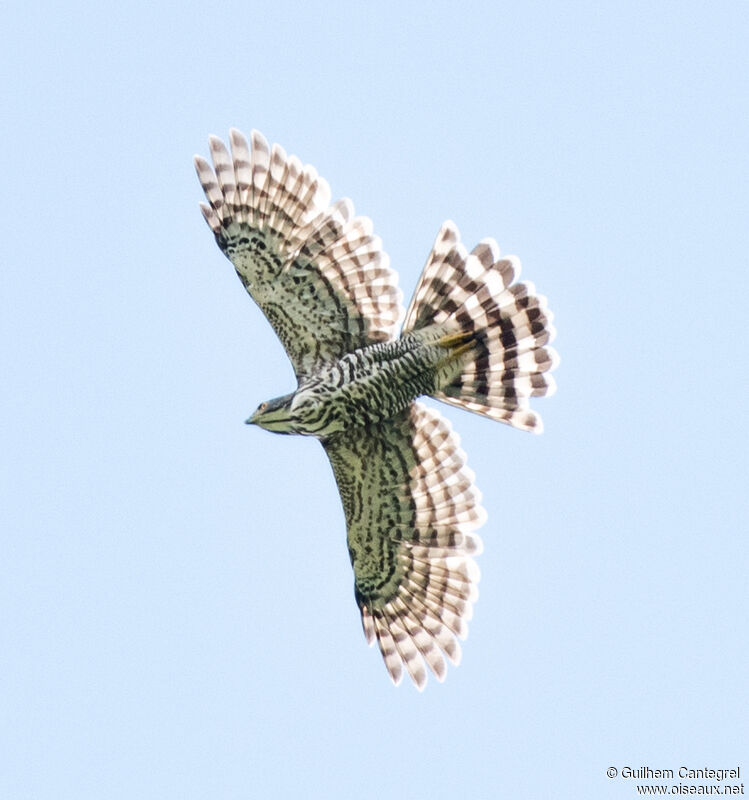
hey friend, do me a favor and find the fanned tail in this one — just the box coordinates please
[403,221,559,433]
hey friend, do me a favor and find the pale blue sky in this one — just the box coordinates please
[1,1,747,798]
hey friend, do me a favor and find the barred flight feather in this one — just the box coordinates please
[323,402,482,689]
[194,129,404,377]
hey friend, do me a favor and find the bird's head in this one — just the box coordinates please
[245,393,296,434]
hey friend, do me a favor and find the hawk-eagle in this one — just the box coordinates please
[195,129,558,688]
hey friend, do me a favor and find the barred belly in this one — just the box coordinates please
[292,336,453,437]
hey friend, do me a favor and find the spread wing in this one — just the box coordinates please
[195,129,404,378]
[322,402,485,689]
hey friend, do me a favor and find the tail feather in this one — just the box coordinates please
[404,221,558,433]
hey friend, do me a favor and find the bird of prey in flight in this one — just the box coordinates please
[195,129,558,688]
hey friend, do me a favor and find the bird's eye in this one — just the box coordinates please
[259,402,268,412]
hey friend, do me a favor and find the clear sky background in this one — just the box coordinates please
[2,1,747,798]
